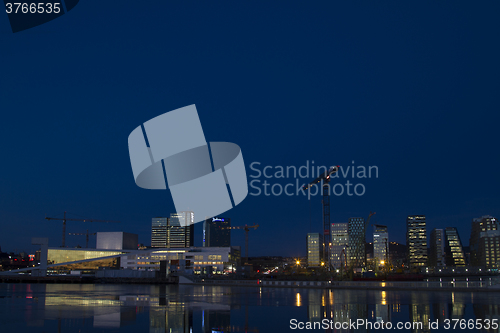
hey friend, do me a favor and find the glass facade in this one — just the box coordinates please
[444,227,466,267]
[48,249,124,264]
[169,211,194,248]
[406,215,427,268]
[348,217,365,268]
[373,224,388,266]
[329,223,348,269]
[307,233,322,267]
[151,217,168,248]
[203,217,231,247]
[470,215,500,268]
[47,249,124,271]
[429,229,445,267]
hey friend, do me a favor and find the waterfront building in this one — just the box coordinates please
[388,242,407,268]
[169,212,195,248]
[329,223,349,269]
[444,227,466,267]
[373,224,388,267]
[96,232,138,250]
[151,217,168,248]
[348,217,365,268]
[203,217,231,247]
[45,246,239,275]
[470,215,500,268]
[406,215,427,268]
[429,229,445,268]
[307,233,323,267]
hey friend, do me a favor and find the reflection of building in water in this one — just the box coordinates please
[473,304,500,333]
[374,291,390,323]
[202,310,230,333]
[317,290,368,333]
[150,304,192,333]
[449,292,465,319]
[432,302,449,323]
[409,292,431,333]
[307,290,322,322]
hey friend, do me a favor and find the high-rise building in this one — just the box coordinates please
[348,217,365,268]
[444,227,466,267]
[373,224,388,266]
[406,215,427,268]
[429,229,445,268]
[329,223,349,269]
[307,233,323,267]
[151,217,168,248]
[169,211,194,248]
[203,217,231,247]
[470,215,500,268]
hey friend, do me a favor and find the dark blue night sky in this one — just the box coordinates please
[1,1,499,256]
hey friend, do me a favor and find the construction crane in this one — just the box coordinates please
[303,165,340,263]
[68,229,96,248]
[45,211,120,247]
[225,224,259,264]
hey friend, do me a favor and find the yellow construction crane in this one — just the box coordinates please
[45,211,120,247]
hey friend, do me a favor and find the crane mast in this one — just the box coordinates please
[224,224,259,264]
[303,165,339,265]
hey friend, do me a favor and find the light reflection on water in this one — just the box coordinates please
[0,283,498,332]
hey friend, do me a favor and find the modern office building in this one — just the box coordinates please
[348,217,365,268]
[169,211,195,248]
[373,224,388,266]
[151,213,194,249]
[329,223,349,269]
[429,229,445,268]
[388,241,407,268]
[151,217,169,248]
[444,227,466,267]
[406,215,428,268]
[203,217,231,247]
[307,233,322,267]
[470,215,500,268]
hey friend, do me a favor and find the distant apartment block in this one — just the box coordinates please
[373,224,388,265]
[470,215,500,268]
[406,215,427,267]
[203,217,231,247]
[429,229,445,267]
[151,217,168,248]
[348,217,365,268]
[329,223,349,269]
[307,233,322,267]
[444,227,466,267]
[151,212,194,249]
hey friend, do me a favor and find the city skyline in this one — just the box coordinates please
[1,2,500,257]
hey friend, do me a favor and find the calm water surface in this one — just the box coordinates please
[0,283,499,332]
